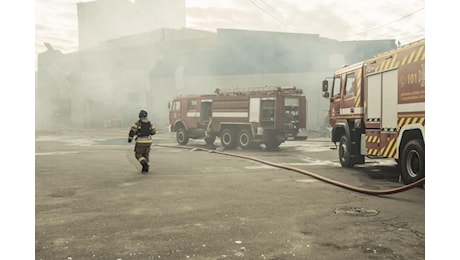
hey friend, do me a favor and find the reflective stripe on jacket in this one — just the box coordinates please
[136,136,153,144]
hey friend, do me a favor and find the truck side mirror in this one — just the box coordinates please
[322,80,329,92]
[322,80,330,98]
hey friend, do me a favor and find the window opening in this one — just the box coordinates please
[332,77,341,97]
[345,73,356,95]
[187,100,197,110]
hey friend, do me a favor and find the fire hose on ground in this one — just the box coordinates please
[153,144,425,196]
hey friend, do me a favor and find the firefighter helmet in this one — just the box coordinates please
[138,110,148,117]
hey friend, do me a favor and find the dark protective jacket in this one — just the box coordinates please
[128,117,157,144]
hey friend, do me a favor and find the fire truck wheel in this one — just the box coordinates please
[401,139,425,184]
[176,127,189,145]
[339,135,355,168]
[220,128,237,148]
[238,129,252,149]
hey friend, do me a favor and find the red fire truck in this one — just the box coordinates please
[321,39,425,184]
[169,86,307,149]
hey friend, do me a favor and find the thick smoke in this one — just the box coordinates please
[35,0,396,133]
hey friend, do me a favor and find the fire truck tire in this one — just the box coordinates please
[339,135,355,168]
[401,139,425,184]
[204,135,216,145]
[176,127,189,145]
[220,128,237,149]
[237,129,252,149]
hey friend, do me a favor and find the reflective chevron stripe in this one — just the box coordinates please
[366,115,425,158]
[374,43,425,72]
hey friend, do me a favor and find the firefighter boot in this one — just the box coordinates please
[141,161,149,174]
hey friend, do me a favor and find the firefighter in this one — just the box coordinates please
[128,109,157,174]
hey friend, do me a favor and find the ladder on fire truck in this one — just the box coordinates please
[214,86,303,96]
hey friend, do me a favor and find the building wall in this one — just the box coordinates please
[36,28,396,131]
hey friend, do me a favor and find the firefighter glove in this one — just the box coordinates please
[128,138,132,143]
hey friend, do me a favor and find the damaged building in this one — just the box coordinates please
[35,0,396,131]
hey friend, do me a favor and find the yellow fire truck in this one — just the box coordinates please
[321,39,425,184]
[169,86,307,149]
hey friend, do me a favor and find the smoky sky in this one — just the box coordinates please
[35,0,425,57]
